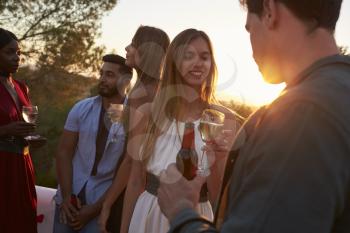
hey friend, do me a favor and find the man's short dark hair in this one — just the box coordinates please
[0,28,18,49]
[239,0,342,32]
[103,54,133,77]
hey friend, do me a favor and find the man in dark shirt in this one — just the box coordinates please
[157,0,350,233]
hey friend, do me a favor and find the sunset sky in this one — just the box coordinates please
[99,0,350,106]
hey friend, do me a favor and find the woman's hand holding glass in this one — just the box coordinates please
[22,105,39,140]
[197,109,225,176]
[2,121,35,137]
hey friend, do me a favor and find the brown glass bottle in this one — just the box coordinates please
[176,122,198,180]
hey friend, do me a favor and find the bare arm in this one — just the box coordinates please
[99,103,143,212]
[98,153,132,232]
[103,155,132,205]
[0,122,35,137]
[99,102,151,233]
[120,159,146,233]
[206,131,231,205]
[56,130,78,200]
[206,157,226,205]
[206,104,241,206]
[55,129,79,221]
[120,103,151,233]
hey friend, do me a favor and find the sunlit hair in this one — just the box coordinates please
[140,28,218,163]
[239,0,342,32]
[122,26,170,131]
[132,25,170,81]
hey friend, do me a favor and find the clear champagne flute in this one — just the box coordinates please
[22,105,39,140]
[106,104,124,142]
[198,109,225,176]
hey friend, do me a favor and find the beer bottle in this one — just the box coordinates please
[176,122,198,180]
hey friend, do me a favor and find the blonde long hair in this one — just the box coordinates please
[141,28,218,163]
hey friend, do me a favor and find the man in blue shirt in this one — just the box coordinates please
[54,54,132,233]
[157,1,350,233]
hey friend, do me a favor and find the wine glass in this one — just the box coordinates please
[198,109,225,176]
[22,105,39,140]
[106,104,124,142]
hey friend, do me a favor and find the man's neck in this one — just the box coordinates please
[281,28,339,85]
[101,94,125,110]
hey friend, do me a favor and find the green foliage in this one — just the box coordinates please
[0,0,117,74]
[15,67,98,187]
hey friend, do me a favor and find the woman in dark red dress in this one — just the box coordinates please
[0,28,37,233]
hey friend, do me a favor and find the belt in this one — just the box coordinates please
[0,136,29,155]
[145,172,209,202]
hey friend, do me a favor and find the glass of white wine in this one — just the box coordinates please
[22,105,39,140]
[106,104,124,142]
[198,109,225,176]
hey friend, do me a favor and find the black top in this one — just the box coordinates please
[91,107,109,176]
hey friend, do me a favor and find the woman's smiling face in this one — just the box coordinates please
[178,37,212,87]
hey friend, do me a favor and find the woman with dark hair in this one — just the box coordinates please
[0,28,37,233]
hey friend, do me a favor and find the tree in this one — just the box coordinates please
[0,0,117,74]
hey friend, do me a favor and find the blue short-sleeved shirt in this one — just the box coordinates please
[55,96,126,205]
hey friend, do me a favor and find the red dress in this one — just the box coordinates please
[0,79,37,233]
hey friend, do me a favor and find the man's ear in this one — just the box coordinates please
[262,0,278,29]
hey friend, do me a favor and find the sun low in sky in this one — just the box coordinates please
[99,0,350,107]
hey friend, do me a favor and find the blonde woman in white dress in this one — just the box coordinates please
[120,28,240,233]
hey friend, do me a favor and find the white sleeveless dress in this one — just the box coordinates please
[128,120,213,233]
